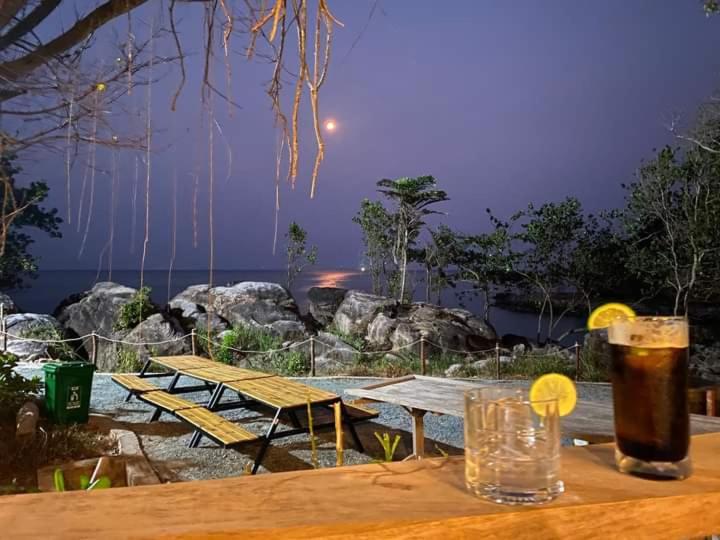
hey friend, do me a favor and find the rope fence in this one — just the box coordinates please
[1,302,586,380]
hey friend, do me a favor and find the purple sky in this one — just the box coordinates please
[25,1,720,271]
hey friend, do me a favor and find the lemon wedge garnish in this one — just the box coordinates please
[529,373,577,417]
[587,302,635,331]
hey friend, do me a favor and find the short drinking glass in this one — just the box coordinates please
[608,316,691,479]
[464,388,563,505]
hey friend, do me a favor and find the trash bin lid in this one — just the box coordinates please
[42,361,95,373]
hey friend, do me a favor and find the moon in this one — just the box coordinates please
[324,119,337,132]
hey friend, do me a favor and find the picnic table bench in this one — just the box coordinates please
[346,375,720,457]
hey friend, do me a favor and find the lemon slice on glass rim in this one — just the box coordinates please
[587,302,636,331]
[529,373,577,417]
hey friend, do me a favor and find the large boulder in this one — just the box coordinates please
[168,284,229,334]
[367,303,497,356]
[312,331,360,374]
[121,314,190,370]
[4,314,64,362]
[367,313,397,349]
[307,287,347,326]
[54,282,142,370]
[169,282,306,341]
[0,291,19,315]
[332,290,397,337]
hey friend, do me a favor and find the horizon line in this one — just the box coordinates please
[37,267,365,273]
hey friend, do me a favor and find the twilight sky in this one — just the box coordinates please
[24,1,720,271]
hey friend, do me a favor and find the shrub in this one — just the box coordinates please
[0,353,41,421]
[209,324,283,366]
[238,325,282,352]
[324,324,366,351]
[269,350,308,376]
[20,326,81,361]
[114,287,155,331]
[115,348,142,373]
[345,351,469,378]
[215,331,239,365]
[578,347,610,382]
[498,354,575,379]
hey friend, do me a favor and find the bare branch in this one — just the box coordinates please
[0,0,62,52]
[0,0,150,83]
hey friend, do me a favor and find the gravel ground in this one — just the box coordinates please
[17,367,612,481]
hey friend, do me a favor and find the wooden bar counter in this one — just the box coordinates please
[2,434,720,539]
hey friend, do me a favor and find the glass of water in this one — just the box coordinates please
[464,387,563,505]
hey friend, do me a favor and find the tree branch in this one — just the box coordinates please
[0,0,150,82]
[0,0,61,52]
[0,0,28,32]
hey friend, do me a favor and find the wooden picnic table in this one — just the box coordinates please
[346,375,720,456]
[115,355,375,473]
[3,433,720,538]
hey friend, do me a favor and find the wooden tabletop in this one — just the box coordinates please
[346,375,720,441]
[3,433,720,539]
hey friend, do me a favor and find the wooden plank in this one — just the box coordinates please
[138,391,201,412]
[3,434,720,539]
[149,355,216,371]
[224,377,338,409]
[110,374,159,393]
[176,408,258,445]
[343,401,379,419]
[346,377,486,417]
[347,377,720,440]
[179,366,272,384]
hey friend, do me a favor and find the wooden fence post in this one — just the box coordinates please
[706,389,717,417]
[333,402,344,467]
[420,335,427,376]
[495,342,501,380]
[90,332,98,366]
[575,342,581,381]
[310,336,316,377]
[191,328,197,356]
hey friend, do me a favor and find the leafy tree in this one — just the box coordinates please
[0,153,61,289]
[376,176,448,303]
[444,225,514,324]
[411,225,458,305]
[623,145,720,314]
[566,210,638,310]
[285,221,318,290]
[489,198,618,342]
[353,199,396,296]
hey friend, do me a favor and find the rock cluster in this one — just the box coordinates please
[5,280,718,380]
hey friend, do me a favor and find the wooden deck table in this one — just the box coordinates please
[3,433,720,539]
[346,375,720,456]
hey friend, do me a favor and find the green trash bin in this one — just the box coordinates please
[43,362,95,424]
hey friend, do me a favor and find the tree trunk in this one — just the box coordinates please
[425,266,431,303]
[482,287,491,325]
[398,229,408,302]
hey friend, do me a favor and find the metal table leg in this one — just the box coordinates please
[149,372,181,422]
[125,358,152,402]
[252,408,282,474]
[190,383,226,448]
